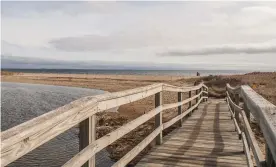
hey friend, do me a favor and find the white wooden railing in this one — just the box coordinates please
[1,83,208,167]
[226,84,276,167]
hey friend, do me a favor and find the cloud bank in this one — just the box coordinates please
[160,43,276,56]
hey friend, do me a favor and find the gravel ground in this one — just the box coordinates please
[1,82,114,167]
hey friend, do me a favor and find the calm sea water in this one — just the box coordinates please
[2,69,249,76]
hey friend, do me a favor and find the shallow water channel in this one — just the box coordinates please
[1,82,114,167]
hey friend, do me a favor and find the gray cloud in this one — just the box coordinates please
[160,43,276,56]
[48,34,156,52]
[49,35,111,52]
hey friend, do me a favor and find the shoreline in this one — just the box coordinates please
[1,69,249,77]
[1,72,195,93]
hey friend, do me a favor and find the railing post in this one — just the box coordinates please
[155,92,162,145]
[178,92,183,126]
[188,91,192,116]
[203,87,206,102]
[244,103,250,123]
[79,115,96,167]
[243,103,251,149]
[195,89,199,110]
[266,143,276,167]
[205,87,208,102]
[234,94,240,126]
[202,87,204,100]
[199,87,202,100]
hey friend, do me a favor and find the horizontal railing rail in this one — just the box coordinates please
[226,83,276,167]
[1,82,208,167]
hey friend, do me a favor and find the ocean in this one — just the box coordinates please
[1,69,249,76]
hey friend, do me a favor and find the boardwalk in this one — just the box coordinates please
[136,99,247,167]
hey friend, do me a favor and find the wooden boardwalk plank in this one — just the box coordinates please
[136,99,247,167]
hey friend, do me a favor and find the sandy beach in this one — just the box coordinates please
[2,71,276,165]
[2,73,196,119]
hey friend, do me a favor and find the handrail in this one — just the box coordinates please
[1,82,208,166]
[226,83,240,94]
[226,83,276,167]
[226,94,242,139]
[226,91,265,166]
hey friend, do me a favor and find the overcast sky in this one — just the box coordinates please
[1,1,276,70]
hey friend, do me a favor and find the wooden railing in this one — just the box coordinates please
[1,83,208,167]
[226,84,276,167]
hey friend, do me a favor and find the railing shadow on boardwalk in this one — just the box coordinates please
[140,101,245,166]
[160,103,210,166]
[203,103,223,167]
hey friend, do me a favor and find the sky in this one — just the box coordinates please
[1,1,276,70]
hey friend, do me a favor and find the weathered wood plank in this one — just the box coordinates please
[149,148,246,160]
[139,155,246,167]
[145,152,247,164]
